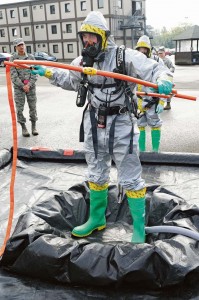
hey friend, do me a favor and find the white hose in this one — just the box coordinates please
[145,226,199,241]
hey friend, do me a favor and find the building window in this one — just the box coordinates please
[24,27,30,36]
[81,1,86,11]
[36,25,39,29]
[132,1,141,14]
[118,20,123,30]
[23,8,28,17]
[192,40,197,52]
[50,5,55,14]
[67,44,73,53]
[53,44,58,53]
[26,46,31,53]
[65,3,71,12]
[118,0,122,9]
[10,10,15,18]
[33,6,36,10]
[0,29,5,37]
[40,5,43,9]
[51,25,57,34]
[66,24,72,33]
[98,0,104,8]
[42,44,46,47]
[2,47,7,52]
[41,25,44,29]
[38,44,41,48]
[0,11,3,19]
[12,28,17,36]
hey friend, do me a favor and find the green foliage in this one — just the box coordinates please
[150,23,193,49]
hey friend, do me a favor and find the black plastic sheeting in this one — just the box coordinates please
[0,148,199,299]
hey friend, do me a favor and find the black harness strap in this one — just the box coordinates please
[109,115,118,155]
[89,82,117,89]
[79,103,89,142]
[90,106,98,159]
[129,123,134,154]
[119,49,135,154]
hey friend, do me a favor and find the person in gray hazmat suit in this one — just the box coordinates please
[135,35,166,152]
[31,11,173,243]
[10,38,38,137]
[158,46,175,110]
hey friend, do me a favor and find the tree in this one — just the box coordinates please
[148,23,193,49]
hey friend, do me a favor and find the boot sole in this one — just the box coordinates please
[22,134,30,137]
[71,225,106,238]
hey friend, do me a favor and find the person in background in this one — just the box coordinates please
[135,35,166,152]
[158,46,175,110]
[10,38,39,137]
[31,11,173,244]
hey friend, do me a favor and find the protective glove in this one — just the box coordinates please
[157,79,173,95]
[31,65,48,76]
[156,103,164,114]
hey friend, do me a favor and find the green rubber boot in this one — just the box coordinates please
[72,186,108,237]
[139,127,146,152]
[151,128,161,152]
[127,196,146,243]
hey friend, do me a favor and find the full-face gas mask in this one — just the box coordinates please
[78,24,110,67]
[80,33,103,67]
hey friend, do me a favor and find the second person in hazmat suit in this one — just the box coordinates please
[31,11,173,244]
[135,35,167,152]
[158,46,175,110]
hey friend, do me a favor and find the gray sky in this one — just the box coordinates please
[1,0,199,30]
[146,0,199,30]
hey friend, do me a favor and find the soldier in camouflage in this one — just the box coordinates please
[10,38,38,137]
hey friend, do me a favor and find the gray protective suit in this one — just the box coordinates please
[49,12,173,191]
[162,57,175,73]
[162,56,175,104]
[137,55,165,128]
[10,53,38,124]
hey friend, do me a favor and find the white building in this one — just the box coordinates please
[0,0,146,62]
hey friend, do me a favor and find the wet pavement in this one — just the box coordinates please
[0,60,199,153]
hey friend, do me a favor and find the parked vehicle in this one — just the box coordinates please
[0,53,12,67]
[170,48,176,55]
[164,49,171,56]
[33,52,58,61]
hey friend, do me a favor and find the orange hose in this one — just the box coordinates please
[137,91,196,101]
[5,61,34,69]
[11,60,174,90]
[173,93,196,101]
[137,91,170,99]
[6,60,197,101]
[0,66,18,257]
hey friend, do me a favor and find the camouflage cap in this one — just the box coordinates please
[13,38,25,46]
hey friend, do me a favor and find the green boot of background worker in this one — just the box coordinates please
[151,127,161,152]
[139,127,146,152]
[72,182,108,237]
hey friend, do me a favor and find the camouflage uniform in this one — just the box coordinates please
[10,53,38,124]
